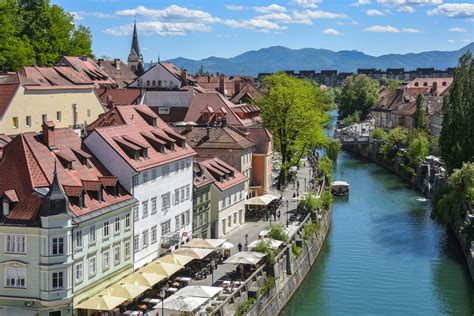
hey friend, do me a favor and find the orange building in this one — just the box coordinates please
[247,128,273,196]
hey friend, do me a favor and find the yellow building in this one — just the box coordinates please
[0,67,105,136]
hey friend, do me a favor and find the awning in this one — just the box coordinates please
[224,251,266,265]
[174,285,222,299]
[182,238,227,249]
[76,294,127,311]
[154,295,208,312]
[157,253,194,266]
[173,247,214,259]
[248,238,283,249]
[100,282,149,300]
[140,261,182,277]
[245,194,279,206]
[123,271,166,287]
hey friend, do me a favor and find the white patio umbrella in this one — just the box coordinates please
[174,285,222,298]
[248,238,283,249]
[224,251,266,265]
[245,194,279,206]
[154,295,208,313]
[221,241,234,249]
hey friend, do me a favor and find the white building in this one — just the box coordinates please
[84,105,196,269]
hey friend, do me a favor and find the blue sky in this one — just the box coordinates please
[55,0,473,62]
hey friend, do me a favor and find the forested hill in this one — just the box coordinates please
[166,43,474,76]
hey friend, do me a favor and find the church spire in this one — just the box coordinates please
[130,20,142,60]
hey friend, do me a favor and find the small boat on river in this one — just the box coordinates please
[331,181,349,196]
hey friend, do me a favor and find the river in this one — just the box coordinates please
[282,117,473,315]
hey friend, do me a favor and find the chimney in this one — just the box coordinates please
[97,59,104,66]
[234,80,241,95]
[185,124,193,133]
[207,75,211,83]
[114,59,121,70]
[42,121,56,150]
[80,56,88,61]
[206,126,211,139]
[219,74,225,94]
[181,69,188,82]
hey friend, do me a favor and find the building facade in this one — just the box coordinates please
[192,162,215,239]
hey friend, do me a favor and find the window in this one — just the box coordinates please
[234,212,237,224]
[133,204,139,221]
[180,161,185,171]
[56,111,61,121]
[180,187,186,203]
[152,80,156,86]
[228,216,231,227]
[5,268,26,288]
[6,235,26,254]
[52,237,64,256]
[52,272,64,290]
[133,176,138,187]
[42,114,47,123]
[114,246,120,265]
[180,213,185,228]
[162,165,170,177]
[185,210,190,226]
[161,220,171,236]
[114,217,120,233]
[125,213,131,229]
[26,116,31,127]
[147,80,150,86]
[143,171,148,183]
[151,169,157,180]
[134,235,139,253]
[12,117,18,128]
[87,109,91,117]
[151,226,157,244]
[89,257,96,276]
[151,198,157,214]
[158,107,170,114]
[186,185,190,200]
[75,262,83,283]
[125,240,131,259]
[75,230,83,250]
[174,189,180,205]
[162,193,171,210]
[89,225,96,244]
[142,201,148,218]
[103,250,110,270]
[175,215,180,231]
[103,221,109,238]
[143,230,149,248]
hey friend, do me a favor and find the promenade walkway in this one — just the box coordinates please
[191,158,313,287]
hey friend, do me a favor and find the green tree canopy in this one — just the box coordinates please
[371,128,388,141]
[380,127,408,157]
[338,74,380,120]
[408,131,429,166]
[326,139,341,161]
[257,73,332,185]
[413,94,427,130]
[440,52,474,173]
[0,0,93,71]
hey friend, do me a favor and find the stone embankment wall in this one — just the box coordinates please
[342,142,474,282]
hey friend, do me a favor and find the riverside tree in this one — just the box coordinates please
[338,74,379,120]
[257,73,331,186]
[380,127,408,157]
[408,131,429,166]
[440,52,474,173]
[413,94,427,130]
[0,0,93,71]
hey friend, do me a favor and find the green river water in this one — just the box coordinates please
[282,115,473,315]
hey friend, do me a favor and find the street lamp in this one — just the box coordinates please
[210,259,215,285]
[286,200,289,227]
[160,288,166,316]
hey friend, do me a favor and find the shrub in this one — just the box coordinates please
[319,156,333,183]
[259,276,276,294]
[292,243,302,257]
[252,241,277,264]
[321,189,333,211]
[268,224,289,243]
[326,139,341,161]
[298,193,322,214]
[237,297,257,316]
[371,128,387,141]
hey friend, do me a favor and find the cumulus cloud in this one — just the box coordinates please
[72,11,114,19]
[364,25,420,32]
[448,39,456,43]
[255,13,294,22]
[293,0,322,9]
[254,4,287,13]
[449,27,468,32]
[225,5,245,11]
[104,21,211,36]
[322,28,342,35]
[352,0,371,6]
[222,18,286,31]
[428,3,474,18]
[366,9,385,16]
[398,6,415,13]
[377,0,442,5]
[115,5,217,22]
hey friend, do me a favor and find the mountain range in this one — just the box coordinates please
[165,43,474,77]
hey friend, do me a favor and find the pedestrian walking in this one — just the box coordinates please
[277,210,281,219]
[238,242,242,252]
[244,243,248,251]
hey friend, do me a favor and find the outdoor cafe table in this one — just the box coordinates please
[175,276,192,282]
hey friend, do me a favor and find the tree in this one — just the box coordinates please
[298,193,322,214]
[440,52,474,173]
[136,62,145,76]
[338,74,380,120]
[268,224,289,243]
[257,73,331,186]
[0,0,93,71]
[413,94,427,130]
[319,156,333,183]
[408,131,429,166]
[371,128,387,141]
[380,127,408,157]
[326,139,340,161]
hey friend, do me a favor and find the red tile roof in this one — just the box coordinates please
[0,83,19,117]
[87,105,196,172]
[231,83,262,104]
[0,127,133,222]
[199,158,247,191]
[96,88,141,107]
[174,126,254,150]
[246,128,272,154]
[193,161,215,190]
[59,56,115,87]
[96,59,137,88]
[407,78,453,95]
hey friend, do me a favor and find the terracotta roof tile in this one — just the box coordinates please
[199,158,247,191]
[174,126,254,150]
[0,83,19,117]
[96,88,141,106]
[96,59,137,88]
[193,161,215,190]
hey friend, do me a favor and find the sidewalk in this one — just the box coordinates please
[190,158,313,287]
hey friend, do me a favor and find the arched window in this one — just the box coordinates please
[414,82,419,87]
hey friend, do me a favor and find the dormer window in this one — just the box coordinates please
[2,199,10,216]
[414,82,419,87]
[442,82,447,86]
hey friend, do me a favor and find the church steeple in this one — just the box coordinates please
[128,20,144,73]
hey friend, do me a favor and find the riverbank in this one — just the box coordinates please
[342,142,474,283]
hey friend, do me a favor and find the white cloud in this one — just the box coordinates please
[254,4,287,13]
[366,9,385,16]
[222,18,286,31]
[115,5,217,22]
[377,0,442,5]
[293,10,349,23]
[352,0,371,6]
[449,27,468,32]
[364,25,420,32]
[448,39,456,43]
[71,12,84,21]
[293,0,322,8]
[255,13,294,22]
[104,21,211,36]
[322,28,342,35]
[398,6,415,12]
[225,5,245,11]
[428,3,474,18]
